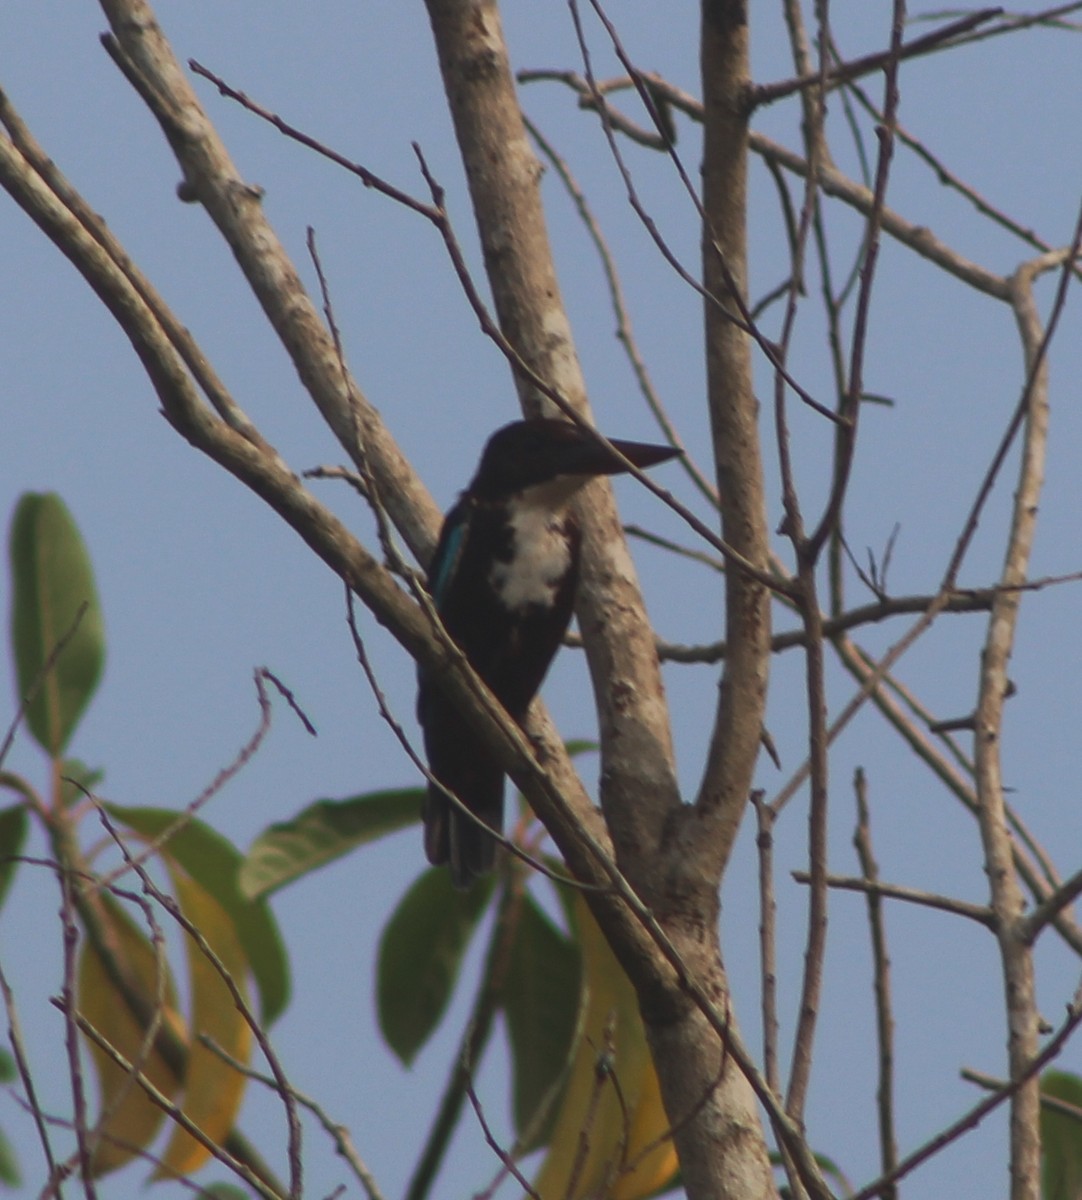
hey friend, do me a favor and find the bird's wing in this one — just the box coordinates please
[427,496,470,606]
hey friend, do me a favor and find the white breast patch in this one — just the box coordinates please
[489,504,572,611]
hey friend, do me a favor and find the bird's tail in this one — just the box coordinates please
[423,768,504,890]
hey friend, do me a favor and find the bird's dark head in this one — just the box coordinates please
[468,418,681,503]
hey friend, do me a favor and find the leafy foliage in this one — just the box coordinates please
[8,492,104,755]
[0,492,290,1189]
[532,892,677,1200]
[502,889,581,1150]
[377,866,494,1065]
[0,1130,18,1189]
[240,788,423,898]
[76,893,180,1175]
[0,479,683,1196]
[107,804,289,1024]
[1041,1070,1082,1200]
[0,806,27,911]
[155,871,251,1178]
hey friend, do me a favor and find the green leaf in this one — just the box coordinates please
[769,1150,851,1198]
[0,1124,19,1187]
[240,789,423,899]
[0,1050,14,1084]
[377,867,493,1064]
[502,892,581,1151]
[812,1151,853,1197]
[8,493,105,756]
[104,805,290,1025]
[201,1186,250,1200]
[1042,1070,1082,1200]
[0,805,28,913]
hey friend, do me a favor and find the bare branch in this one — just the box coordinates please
[852,771,899,1200]
[752,795,781,1094]
[850,981,1082,1200]
[57,1001,283,1200]
[0,955,60,1179]
[522,115,721,509]
[788,871,993,927]
[1022,864,1082,944]
[201,1036,387,1200]
[749,6,1003,109]
[606,70,1014,301]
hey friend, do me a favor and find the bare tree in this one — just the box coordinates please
[2,2,1082,1199]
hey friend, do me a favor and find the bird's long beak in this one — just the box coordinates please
[562,431,682,478]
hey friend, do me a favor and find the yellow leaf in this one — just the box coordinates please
[76,896,182,1175]
[156,871,252,1178]
[611,1060,679,1200]
[533,895,678,1200]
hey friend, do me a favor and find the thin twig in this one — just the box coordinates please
[99,667,310,887]
[202,1035,387,1200]
[77,887,171,1175]
[344,587,587,892]
[769,231,1080,822]
[853,770,898,1198]
[524,43,845,427]
[191,57,771,584]
[921,2,1082,49]
[306,227,404,573]
[57,1003,282,1200]
[1023,864,1082,944]
[749,7,1003,109]
[833,636,1082,958]
[849,981,1082,1200]
[0,601,89,776]
[464,1078,541,1200]
[188,61,440,222]
[599,69,1013,301]
[406,882,523,1200]
[839,68,1081,273]
[791,870,995,927]
[89,800,305,1198]
[752,794,781,1093]
[0,955,59,1181]
[57,863,98,1198]
[963,1066,1082,1121]
[522,115,719,508]
[14,1089,241,1197]
[656,587,998,662]
[807,0,906,562]
[774,9,841,1112]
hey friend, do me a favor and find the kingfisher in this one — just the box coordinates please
[417,417,681,888]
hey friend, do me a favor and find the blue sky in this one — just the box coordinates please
[2,3,1082,1197]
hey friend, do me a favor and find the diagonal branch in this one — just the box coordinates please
[748,6,1003,109]
[95,0,442,561]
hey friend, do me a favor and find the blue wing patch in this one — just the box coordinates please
[429,506,468,605]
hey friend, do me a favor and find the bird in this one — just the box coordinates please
[417,417,681,888]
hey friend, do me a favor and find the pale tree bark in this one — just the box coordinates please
[423,4,778,1197]
[974,255,1059,1200]
[423,0,681,887]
